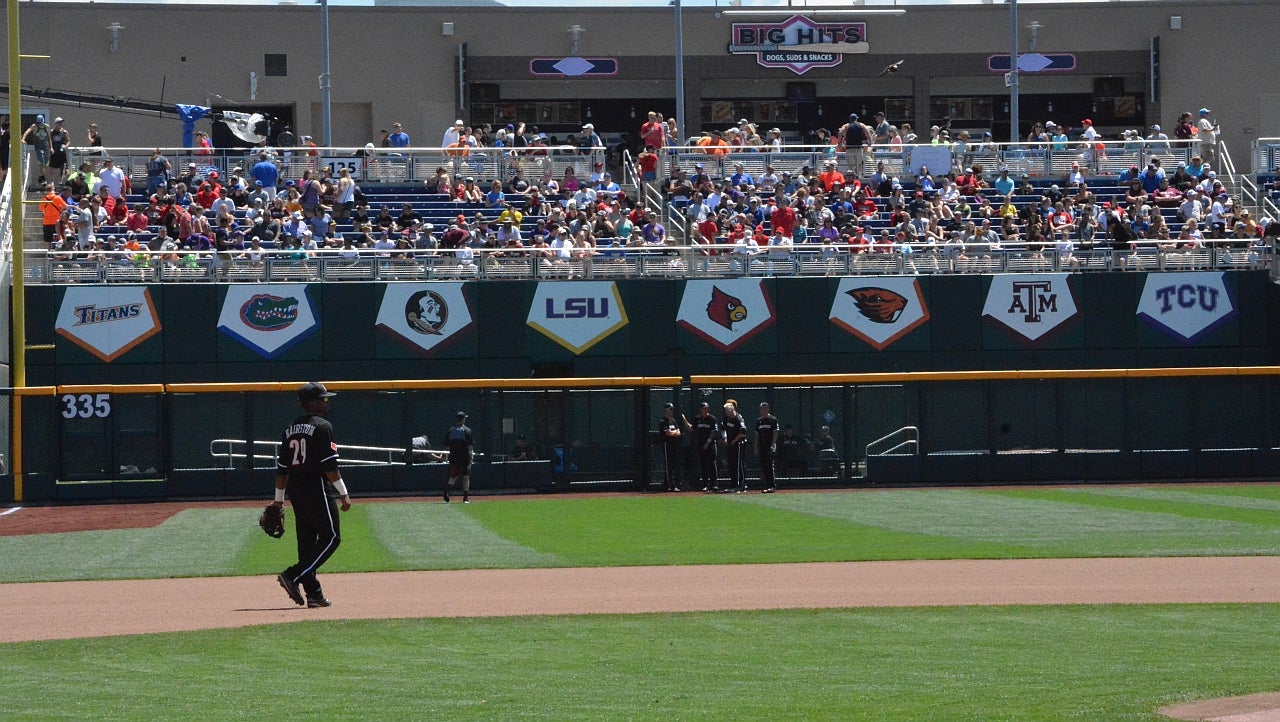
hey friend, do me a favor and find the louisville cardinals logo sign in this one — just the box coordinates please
[829,277,929,350]
[677,278,775,351]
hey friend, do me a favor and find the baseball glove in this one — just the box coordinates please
[258,503,286,539]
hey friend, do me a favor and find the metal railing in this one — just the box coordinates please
[62,139,1201,192]
[866,426,919,458]
[207,438,447,471]
[65,146,609,188]
[21,240,1275,285]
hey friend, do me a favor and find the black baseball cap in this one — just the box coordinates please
[456,411,468,419]
[664,402,675,410]
[298,382,336,402]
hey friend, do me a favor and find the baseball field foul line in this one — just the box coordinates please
[1,556,1278,643]
[0,507,22,517]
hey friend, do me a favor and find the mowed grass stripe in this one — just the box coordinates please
[235,504,401,576]
[0,509,256,583]
[364,502,559,569]
[1079,486,1280,512]
[991,488,1280,530]
[738,488,1280,557]
[464,495,1009,566]
[1167,484,1280,503]
[3,605,1280,721]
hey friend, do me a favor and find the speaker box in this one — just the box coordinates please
[1093,77,1124,97]
[470,83,500,103]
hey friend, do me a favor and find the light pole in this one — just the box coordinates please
[674,0,685,144]
[1008,0,1019,144]
[320,0,332,146]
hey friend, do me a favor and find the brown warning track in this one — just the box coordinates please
[2,556,1278,644]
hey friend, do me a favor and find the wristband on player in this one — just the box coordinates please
[274,488,286,503]
[332,478,348,497]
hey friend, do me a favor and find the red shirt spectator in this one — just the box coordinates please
[770,203,797,238]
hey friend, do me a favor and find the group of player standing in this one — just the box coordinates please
[657,399,779,494]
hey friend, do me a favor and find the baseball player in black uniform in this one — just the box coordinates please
[273,382,351,609]
[657,402,682,492]
[443,411,475,503]
[722,399,749,493]
[755,402,780,493]
[682,403,721,492]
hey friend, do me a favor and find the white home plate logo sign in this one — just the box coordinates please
[982,274,1079,342]
[677,278,776,352]
[1137,272,1234,340]
[56,286,161,362]
[829,277,930,350]
[377,282,474,355]
[527,281,628,354]
[218,284,318,359]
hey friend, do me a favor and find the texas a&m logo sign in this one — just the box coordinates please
[1136,272,1234,341]
[728,15,868,75]
[527,281,629,354]
[982,274,1079,342]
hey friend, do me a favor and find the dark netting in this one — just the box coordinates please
[112,394,163,476]
[1060,378,1126,451]
[922,381,988,453]
[1129,378,1192,451]
[988,379,1058,453]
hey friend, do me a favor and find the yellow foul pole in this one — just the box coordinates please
[8,0,26,500]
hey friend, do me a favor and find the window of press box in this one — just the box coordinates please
[264,54,287,77]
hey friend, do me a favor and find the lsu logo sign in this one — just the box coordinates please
[829,277,929,350]
[376,283,474,355]
[677,278,775,352]
[218,284,318,358]
[56,286,161,362]
[982,274,1079,342]
[1136,271,1234,341]
[527,281,628,354]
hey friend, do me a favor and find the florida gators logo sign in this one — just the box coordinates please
[677,278,775,352]
[218,284,318,359]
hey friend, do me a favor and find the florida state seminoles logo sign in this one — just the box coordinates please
[677,278,775,352]
[829,277,929,350]
[376,283,474,356]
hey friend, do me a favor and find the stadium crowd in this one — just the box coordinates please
[25,106,1278,275]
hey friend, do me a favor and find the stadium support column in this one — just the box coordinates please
[320,0,332,146]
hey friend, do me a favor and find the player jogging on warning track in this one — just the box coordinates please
[657,402,682,492]
[682,402,721,492]
[722,399,749,493]
[274,382,351,609]
[443,411,475,503]
[755,402,779,494]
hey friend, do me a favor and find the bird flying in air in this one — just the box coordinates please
[875,60,905,78]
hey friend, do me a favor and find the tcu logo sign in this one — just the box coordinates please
[528,281,629,354]
[982,274,1079,342]
[1137,272,1234,341]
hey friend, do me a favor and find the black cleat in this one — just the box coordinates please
[443,488,451,503]
[277,573,305,606]
[306,596,332,608]
[761,487,777,494]
[462,495,471,504]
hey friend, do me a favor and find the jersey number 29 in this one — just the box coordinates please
[289,438,307,466]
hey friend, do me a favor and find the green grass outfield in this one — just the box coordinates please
[4,484,1280,720]
[3,484,1280,583]
[3,605,1278,721]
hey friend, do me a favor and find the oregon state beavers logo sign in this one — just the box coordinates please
[830,278,929,351]
[707,286,748,330]
[847,287,907,324]
[677,279,775,352]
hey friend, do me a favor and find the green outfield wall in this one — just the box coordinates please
[26,271,1278,385]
